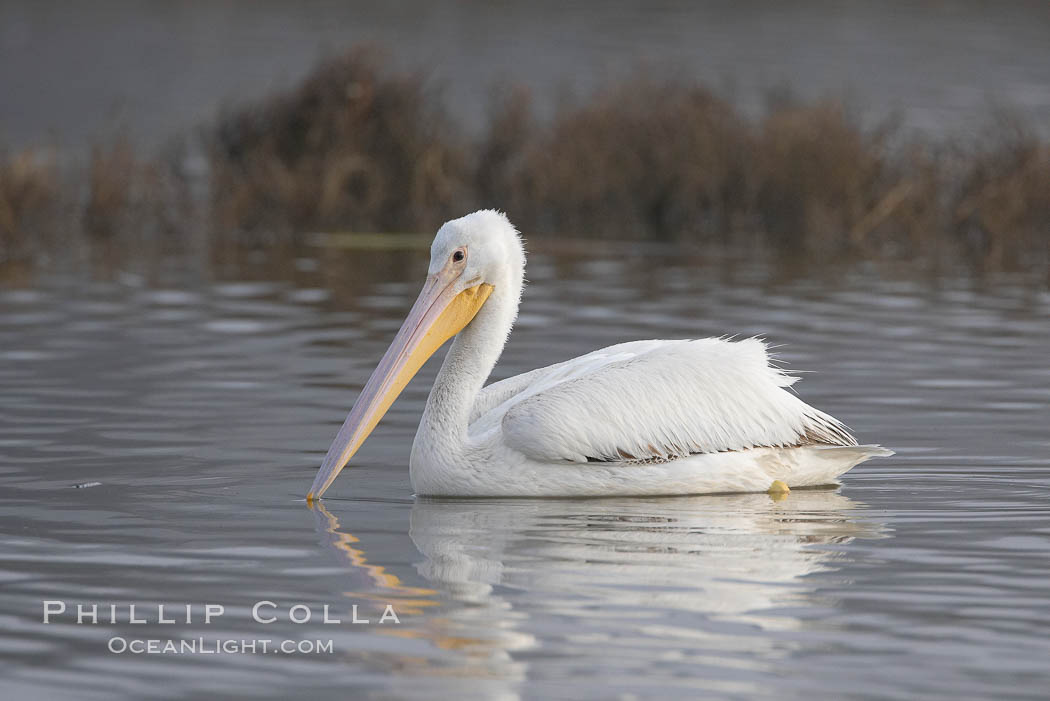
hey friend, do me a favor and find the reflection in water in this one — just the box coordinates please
[311,502,438,615]
[312,502,531,685]
[410,491,887,627]
[313,490,887,691]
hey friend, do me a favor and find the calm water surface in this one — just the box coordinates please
[4,0,1050,149]
[1,247,1049,699]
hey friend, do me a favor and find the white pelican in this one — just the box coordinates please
[308,210,890,500]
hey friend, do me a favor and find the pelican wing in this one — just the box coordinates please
[496,338,856,464]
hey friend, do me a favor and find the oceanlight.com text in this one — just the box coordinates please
[107,637,335,655]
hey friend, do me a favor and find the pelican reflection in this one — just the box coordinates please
[311,490,888,688]
[408,490,888,629]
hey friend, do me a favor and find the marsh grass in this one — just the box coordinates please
[0,148,61,264]
[209,47,471,245]
[480,80,752,244]
[2,47,1048,279]
[950,129,1050,270]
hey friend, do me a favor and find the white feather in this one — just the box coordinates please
[494,338,856,464]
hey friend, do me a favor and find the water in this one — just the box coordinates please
[2,246,1049,699]
[4,0,1050,151]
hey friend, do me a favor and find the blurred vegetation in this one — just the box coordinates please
[210,49,470,249]
[2,47,1048,278]
[0,148,60,265]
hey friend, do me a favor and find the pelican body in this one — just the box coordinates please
[308,211,890,500]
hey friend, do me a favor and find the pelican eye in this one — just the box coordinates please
[452,250,465,263]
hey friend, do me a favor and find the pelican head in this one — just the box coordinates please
[308,210,524,500]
